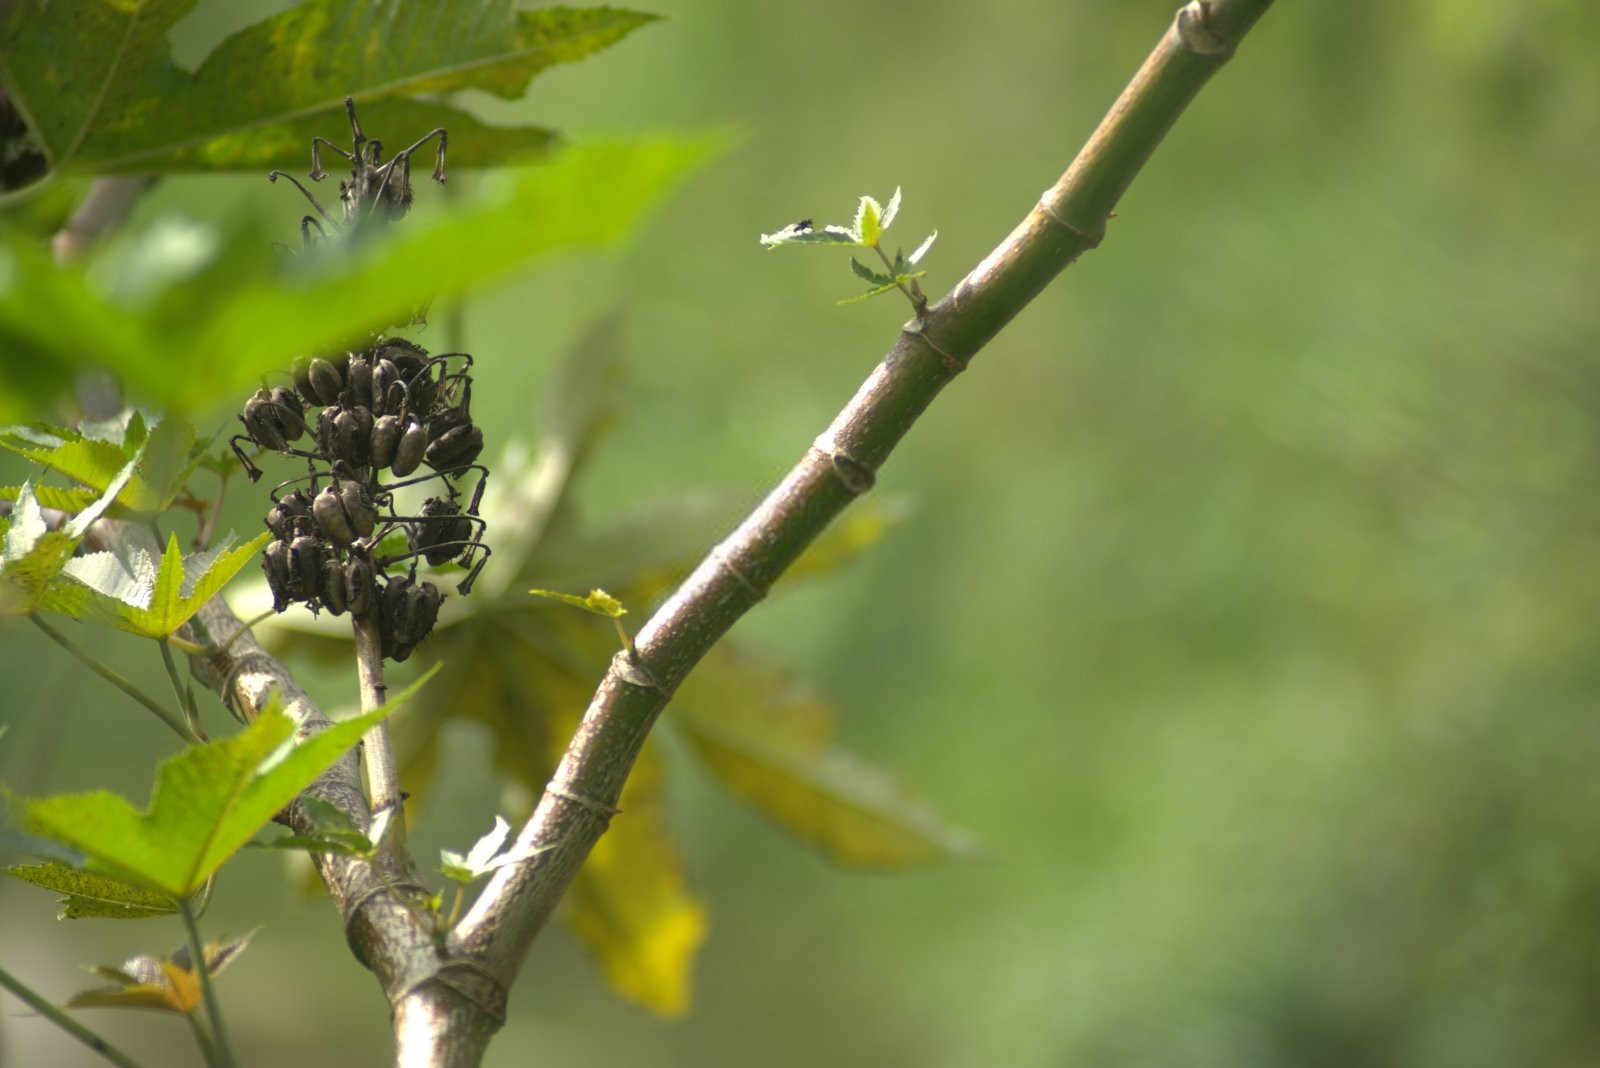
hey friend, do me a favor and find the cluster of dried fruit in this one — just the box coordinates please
[233,101,484,661]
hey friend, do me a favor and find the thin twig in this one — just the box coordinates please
[450,0,1277,999]
[178,897,236,1068]
[0,963,148,1068]
[29,614,195,742]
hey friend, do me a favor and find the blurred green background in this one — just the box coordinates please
[6,0,1600,1064]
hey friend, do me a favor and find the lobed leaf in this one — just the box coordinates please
[4,860,178,920]
[21,668,435,897]
[0,1,657,180]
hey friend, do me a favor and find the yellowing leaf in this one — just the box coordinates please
[67,932,256,1016]
[562,735,708,1017]
[672,649,973,868]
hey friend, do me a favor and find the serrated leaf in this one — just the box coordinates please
[54,530,269,638]
[0,429,162,510]
[0,2,658,179]
[249,796,376,857]
[0,483,102,513]
[439,814,546,884]
[672,649,973,868]
[907,230,938,266]
[837,270,927,306]
[881,186,903,230]
[21,668,435,896]
[1,456,138,615]
[758,223,861,249]
[849,256,895,286]
[0,135,719,421]
[4,861,177,920]
[853,194,883,246]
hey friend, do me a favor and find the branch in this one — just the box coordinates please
[181,596,504,1066]
[452,0,1276,988]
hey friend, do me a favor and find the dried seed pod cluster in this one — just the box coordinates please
[240,338,489,660]
[241,99,479,661]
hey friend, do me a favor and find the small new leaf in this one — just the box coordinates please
[907,230,938,266]
[758,222,859,248]
[837,270,927,306]
[66,932,256,1016]
[440,814,545,884]
[854,194,883,246]
[881,186,903,230]
[849,257,895,286]
[528,587,628,619]
[249,796,377,857]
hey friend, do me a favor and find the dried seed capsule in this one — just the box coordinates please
[313,484,357,546]
[345,352,375,410]
[307,357,344,405]
[391,418,427,477]
[370,414,402,469]
[289,533,324,604]
[240,390,287,450]
[425,423,483,471]
[291,357,320,408]
[263,539,295,611]
[321,556,348,616]
[332,405,374,466]
[345,556,377,617]
[411,497,472,566]
[265,489,314,540]
[339,479,377,538]
[371,359,401,415]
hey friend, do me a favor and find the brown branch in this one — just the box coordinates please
[451,0,1277,992]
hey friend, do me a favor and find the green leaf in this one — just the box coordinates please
[21,667,436,897]
[849,256,894,286]
[528,586,628,618]
[0,454,139,616]
[672,649,974,868]
[249,796,380,858]
[0,2,657,180]
[758,222,860,248]
[45,531,270,638]
[853,194,883,246]
[0,134,720,421]
[837,269,926,306]
[0,426,162,511]
[0,483,102,513]
[4,860,178,920]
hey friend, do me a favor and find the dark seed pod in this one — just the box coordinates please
[345,352,375,410]
[425,423,483,471]
[265,489,314,540]
[289,533,324,603]
[321,556,348,616]
[391,418,427,476]
[240,390,287,450]
[291,357,321,408]
[371,359,401,414]
[332,405,374,465]
[307,357,344,405]
[402,363,437,414]
[370,414,402,469]
[313,483,358,546]
[405,580,442,643]
[263,539,295,612]
[340,479,377,538]
[345,556,377,618]
[411,497,472,566]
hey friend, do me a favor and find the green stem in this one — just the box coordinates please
[0,962,148,1068]
[178,897,236,1068]
[159,638,207,742]
[873,242,925,311]
[185,1009,218,1067]
[29,614,195,742]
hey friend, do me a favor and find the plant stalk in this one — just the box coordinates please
[353,612,405,850]
[450,0,1276,997]
[0,963,148,1068]
[178,897,236,1068]
[29,614,195,742]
